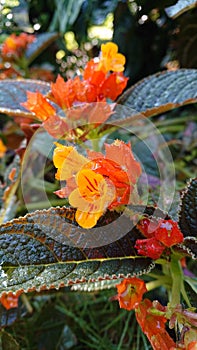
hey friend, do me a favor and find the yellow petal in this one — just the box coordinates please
[75,210,103,229]
[53,143,88,180]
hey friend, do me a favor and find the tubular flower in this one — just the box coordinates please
[53,140,141,228]
[135,299,176,350]
[135,217,184,259]
[1,33,35,59]
[113,277,147,311]
[135,237,165,260]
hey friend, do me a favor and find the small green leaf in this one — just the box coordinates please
[0,79,50,119]
[0,207,154,296]
[179,178,197,237]
[114,69,197,124]
[165,0,197,18]
[25,32,59,65]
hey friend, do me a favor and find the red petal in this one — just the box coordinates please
[135,237,165,259]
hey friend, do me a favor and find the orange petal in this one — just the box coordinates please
[105,140,141,183]
[0,139,7,158]
[22,91,56,121]
[99,42,126,73]
[51,75,76,109]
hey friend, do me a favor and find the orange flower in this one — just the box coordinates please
[99,72,128,100]
[69,168,115,228]
[0,292,22,310]
[51,75,77,109]
[188,341,197,350]
[113,277,147,311]
[53,140,141,228]
[1,33,35,59]
[0,139,7,158]
[104,140,141,184]
[98,42,126,73]
[22,91,56,121]
[135,299,176,350]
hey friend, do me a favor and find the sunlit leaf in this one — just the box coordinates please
[0,207,155,296]
[115,69,197,124]
[0,80,50,119]
[179,178,197,237]
[25,32,59,64]
[165,0,197,18]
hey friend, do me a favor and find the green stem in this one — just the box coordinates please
[170,255,183,307]
[91,138,100,152]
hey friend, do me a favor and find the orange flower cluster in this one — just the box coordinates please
[53,140,141,228]
[50,42,128,107]
[1,33,35,60]
[135,217,184,259]
[113,278,197,350]
[136,298,176,350]
[22,42,128,136]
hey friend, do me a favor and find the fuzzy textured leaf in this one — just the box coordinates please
[177,10,197,68]
[179,178,197,237]
[175,237,197,259]
[114,69,197,124]
[0,80,50,119]
[0,207,155,296]
[165,0,197,18]
[25,32,59,64]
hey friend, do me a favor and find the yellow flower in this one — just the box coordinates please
[69,169,115,229]
[0,139,7,158]
[98,42,126,73]
[53,143,88,180]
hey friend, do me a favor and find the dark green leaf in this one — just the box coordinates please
[165,0,197,18]
[0,207,154,296]
[179,178,197,237]
[177,9,197,68]
[0,80,50,119]
[114,69,197,124]
[136,0,178,11]
[175,237,197,259]
[25,32,59,65]
[0,330,19,349]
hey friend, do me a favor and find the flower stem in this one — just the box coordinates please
[170,255,183,307]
